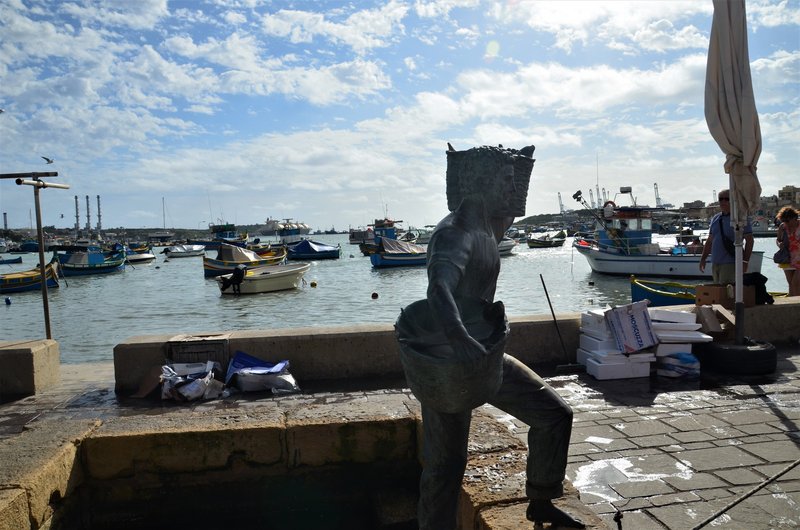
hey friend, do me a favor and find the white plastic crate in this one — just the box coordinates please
[586,358,652,380]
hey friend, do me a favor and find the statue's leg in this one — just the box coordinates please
[418,403,472,530]
[489,355,584,528]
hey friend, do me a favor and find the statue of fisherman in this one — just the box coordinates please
[396,144,584,529]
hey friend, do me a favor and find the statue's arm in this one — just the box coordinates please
[426,228,488,362]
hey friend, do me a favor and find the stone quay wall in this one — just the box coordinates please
[113,299,800,394]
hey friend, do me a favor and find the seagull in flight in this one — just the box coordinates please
[42,156,54,164]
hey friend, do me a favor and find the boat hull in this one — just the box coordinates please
[630,277,697,306]
[216,263,310,294]
[527,238,565,248]
[163,245,206,258]
[203,254,286,277]
[0,261,60,293]
[574,243,764,279]
[370,253,427,268]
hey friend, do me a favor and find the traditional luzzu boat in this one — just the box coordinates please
[571,192,763,279]
[0,258,61,293]
[203,243,286,277]
[55,246,126,276]
[215,262,310,295]
[629,276,698,306]
[630,275,786,307]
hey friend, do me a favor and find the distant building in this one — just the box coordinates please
[778,185,799,205]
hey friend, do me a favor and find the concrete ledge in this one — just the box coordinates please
[0,340,60,397]
[113,300,800,394]
[0,392,596,529]
[0,419,100,528]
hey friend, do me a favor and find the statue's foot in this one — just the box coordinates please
[526,499,585,529]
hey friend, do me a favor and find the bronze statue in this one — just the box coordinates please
[396,144,584,529]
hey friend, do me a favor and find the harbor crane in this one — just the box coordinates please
[558,192,565,215]
[588,189,595,209]
[654,183,663,208]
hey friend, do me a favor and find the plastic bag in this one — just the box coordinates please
[225,350,300,395]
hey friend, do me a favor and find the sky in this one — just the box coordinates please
[0,0,798,233]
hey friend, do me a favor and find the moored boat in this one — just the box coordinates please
[370,238,427,268]
[348,226,374,245]
[125,244,156,264]
[162,244,206,258]
[527,230,566,248]
[0,256,23,265]
[571,194,763,279]
[498,237,517,256]
[630,275,786,307]
[187,223,247,250]
[286,239,341,260]
[56,246,126,276]
[0,258,61,293]
[630,276,698,306]
[216,262,310,295]
[203,243,286,277]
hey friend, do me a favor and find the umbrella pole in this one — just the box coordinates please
[730,176,745,345]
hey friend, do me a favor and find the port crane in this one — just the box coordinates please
[654,183,663,208]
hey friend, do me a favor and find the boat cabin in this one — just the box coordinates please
[594,206,659,255]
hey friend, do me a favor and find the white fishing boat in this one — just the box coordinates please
[571,192,763,279]
[162,244,206,258]
[498,236,517,256]
[216,262,310,295]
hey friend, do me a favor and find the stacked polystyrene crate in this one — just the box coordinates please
[648,308,710,378]
[577,308,655,380]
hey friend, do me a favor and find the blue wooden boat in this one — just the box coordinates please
[370,238,427,268]
[287,239,341,260]
[56,246,126,276]
[0,256,23,265]
[0,258,61,293]
[630,276,697,306]
[631,275,786,307]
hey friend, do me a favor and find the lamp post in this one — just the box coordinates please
[1,172,69,339]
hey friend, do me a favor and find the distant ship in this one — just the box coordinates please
[260,217,311,243]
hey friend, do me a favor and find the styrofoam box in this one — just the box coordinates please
[580,325,613,340]
[579,333,622,353]
[651,322,702,331]
[581,308,608,327]
[655,343,692,357]
[576,347,592,365]
[648,308,697,324]
[586,358,652,380]
[656,330,713,343]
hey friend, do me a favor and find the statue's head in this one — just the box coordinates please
[445,144,535,217]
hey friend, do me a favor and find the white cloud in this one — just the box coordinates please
[260,1,409,55]
[58,0,169,30]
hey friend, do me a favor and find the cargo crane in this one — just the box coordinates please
[654,183,663,208]
[558,192,565,215]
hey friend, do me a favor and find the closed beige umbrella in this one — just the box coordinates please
[704,0,762,343]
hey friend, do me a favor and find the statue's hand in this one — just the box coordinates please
[450,330,488,370]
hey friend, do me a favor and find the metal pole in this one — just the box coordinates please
[33,184,52,339]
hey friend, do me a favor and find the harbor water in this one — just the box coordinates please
[0,234,787,364]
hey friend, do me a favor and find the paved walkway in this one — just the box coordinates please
[2,343,800,529]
